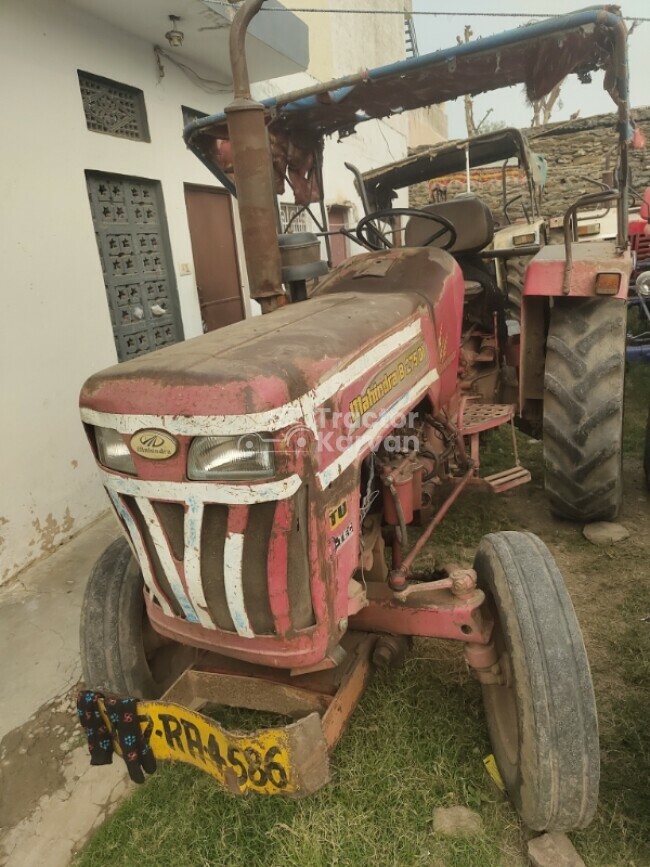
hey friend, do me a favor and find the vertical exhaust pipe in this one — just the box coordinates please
[225,0,286,313]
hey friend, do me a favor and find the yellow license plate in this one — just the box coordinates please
[101,699,297,795]
[140,701,295,795]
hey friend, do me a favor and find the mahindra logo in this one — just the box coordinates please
[130,429,178,460]
[140,433,165,448]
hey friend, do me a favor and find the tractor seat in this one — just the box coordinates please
[404,195,494,254]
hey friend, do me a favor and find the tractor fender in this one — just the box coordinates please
[522,240,632,299]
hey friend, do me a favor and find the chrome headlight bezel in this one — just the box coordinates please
[187,433,275,481]
[94,426,136,475]
[637,272,650,298]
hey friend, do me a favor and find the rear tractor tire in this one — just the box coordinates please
[543,297,626,521]
[80,538,195,699]
[475,531,599,831]
[502,255,527,322]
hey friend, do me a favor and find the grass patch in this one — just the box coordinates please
[623,361,650,455]
[77,651,523,867]
[572,571,650,866]
[77,365,650,867]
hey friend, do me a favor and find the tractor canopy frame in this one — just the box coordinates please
[184,5,630,257]
[360,127,547,224]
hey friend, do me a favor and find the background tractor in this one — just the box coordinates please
[357,120,635,522]
[360,126,548,324]
[77,2,633,833]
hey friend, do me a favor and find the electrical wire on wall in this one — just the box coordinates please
[154,45,231,93]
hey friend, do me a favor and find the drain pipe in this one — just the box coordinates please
[225,0,286,313]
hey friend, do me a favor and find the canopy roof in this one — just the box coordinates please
[362,128,546,211]
[184,6,628,202]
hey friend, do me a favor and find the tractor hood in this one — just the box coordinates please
[80,248,459,421]
[184,6,629,203]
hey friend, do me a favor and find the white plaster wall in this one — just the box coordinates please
[290,0,410,219]
[0,0,236,582]
[0,0,409,583]
[297,0,406,84]
[408,105,449,148]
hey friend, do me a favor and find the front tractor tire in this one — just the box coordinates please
[543,297,626,521]
[475,532,599,831]
[80,538,195,699]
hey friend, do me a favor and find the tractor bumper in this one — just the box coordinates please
[90,632,376,798]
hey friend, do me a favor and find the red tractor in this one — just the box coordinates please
[78,3,631,832]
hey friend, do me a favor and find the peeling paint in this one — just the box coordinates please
[31,509,75,556]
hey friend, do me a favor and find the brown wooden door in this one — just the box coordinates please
[328,205,350,267]
[184,185,244,331]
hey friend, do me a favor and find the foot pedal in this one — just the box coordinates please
[483,466,531,493]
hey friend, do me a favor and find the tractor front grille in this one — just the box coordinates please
[108,483,314,638]
[199,501,277,634]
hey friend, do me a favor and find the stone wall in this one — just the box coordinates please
[409,106,650,217]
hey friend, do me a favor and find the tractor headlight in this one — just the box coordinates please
[637,272,650,298]
[188,434,275,481]
[95,427,136,475]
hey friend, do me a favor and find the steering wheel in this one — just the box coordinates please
[355,207,458,252]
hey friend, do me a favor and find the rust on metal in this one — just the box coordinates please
[350,581,491,644]
[321,633,376,751]
[562,189,622,293]
[464,641,508,685]
[121,633,378,797]
[389,464,475,588]
[224,0,285,310]
[525,240,633,300]
[164,669,332,717]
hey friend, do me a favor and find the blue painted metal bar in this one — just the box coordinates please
[183,5,628,206]
[184,6,625,146]
[626,344,650,362]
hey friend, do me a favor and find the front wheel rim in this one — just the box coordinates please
[482,596,519,771]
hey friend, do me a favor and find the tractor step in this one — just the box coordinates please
[483,466,531,493]
[458,399,530,493]
[460,402,514,435]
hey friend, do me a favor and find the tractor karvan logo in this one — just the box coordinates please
[130,429,178,460]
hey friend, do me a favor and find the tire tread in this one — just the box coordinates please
[475,531,599,830]
[543,298,626,521]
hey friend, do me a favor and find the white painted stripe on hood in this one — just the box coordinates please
[105,489,174,617]
[223,532,254,638]
[100,471,302,505]
[136,497,201,625]
[80,319,423,437]
[316,368,439,489]
[183,499,216,630]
